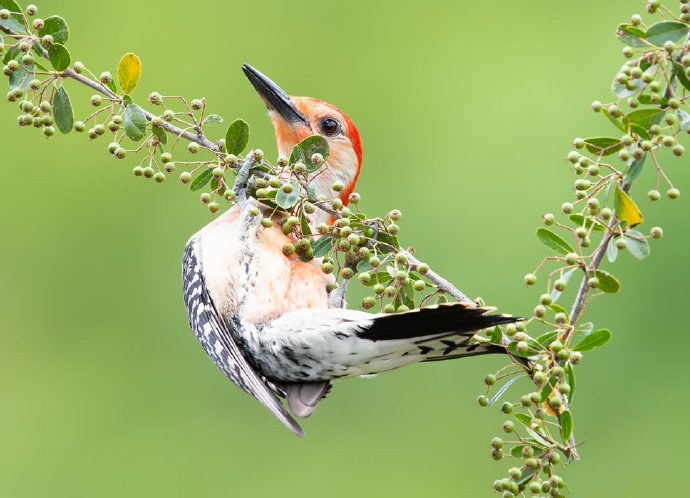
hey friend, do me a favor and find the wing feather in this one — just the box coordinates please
[182,238,303,436]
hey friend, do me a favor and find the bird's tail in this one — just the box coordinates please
[359,302,520,362]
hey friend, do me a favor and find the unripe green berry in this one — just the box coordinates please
[524,273,537,286]
[650,226,663,239]
[74,121,86,132]
[383,303,396,314]
[667,187,680,199]
[543,213,555,225]
[362,296,376,309]
[90,95,102,107]
[191,99,203,110]
[561,202,573,214]
[187,142,200,154]
[478,395,489,407]
[502,421,514,433]
[142,166,155,178]
[154,172,166,183]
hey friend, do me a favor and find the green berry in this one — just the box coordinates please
[187,142,200,154]
[667,188,680,199]
[650,226,663,239]
[90,95,102,107]
[161,152,173,163]
[114,147,127,159]
[484,374,496,386]
[383,303,396,314]
[154,172,165,183]
[43,126,55,137]
[502,421,514,433]
[524,273,537,286]
[543,213,555,225]
[561,202,573,214]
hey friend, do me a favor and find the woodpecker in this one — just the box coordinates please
[182,64,519,436]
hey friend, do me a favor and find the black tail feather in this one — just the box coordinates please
[358,302,520,342]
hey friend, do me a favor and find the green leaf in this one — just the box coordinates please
[203,114,224,125]
[548,303,568,318]
[524,426,551,448]
[566,363,576,404]
[514,413,532,427]
[311,236,333,258]
[53,86,73,134]
[583,137,623,156]
[602,108,626,133]
[614,185,644,227]
[123,103,147,142]
[594,270,620,293]
[299,210,312,237]
[225,119,250,155]
[622,153,646,184]
[560,410,573,441]
[190,168,213,192]
[8,58,34,90]
[607,237,618,263]
[510,446,524,459]
[625,108,664,131]
[616,23,647,47]
[151,125,167,145]
[573,328,612,352]
[104,78,117,95]
[645,20,689,46]
[47,43,70,71]
[290,135,330,173]
[490,326,503,345]
[551,268,576,304]
[536,331,559,347]
[38,16,69,44]
[536,228,574,256]
[624,229,650,260]
[612,63,658,98]
[117,52,141,95]
[122,94,132,106]
[569,214,605,231]
[672,61,690,92]
[0,0,25,33]
[679,110,690,133]
[275,180,301,209]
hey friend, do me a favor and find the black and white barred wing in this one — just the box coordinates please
[182,240,303,436]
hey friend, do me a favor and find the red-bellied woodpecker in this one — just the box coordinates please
[182,64,519,436]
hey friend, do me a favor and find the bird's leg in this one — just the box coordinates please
[328,279,348,309]
[232,152,262,311]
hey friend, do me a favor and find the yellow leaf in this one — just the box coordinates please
[614,185,644,227]
[117,53,141,95]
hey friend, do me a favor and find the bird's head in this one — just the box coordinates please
[242,64,362,219]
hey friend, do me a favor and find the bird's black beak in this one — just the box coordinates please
[242,64,309,126]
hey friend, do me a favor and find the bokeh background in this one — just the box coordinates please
[1,0,689,496]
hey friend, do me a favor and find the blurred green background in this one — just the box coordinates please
[1,0,689,496]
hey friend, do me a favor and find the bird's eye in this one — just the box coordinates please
[319,117,341,137]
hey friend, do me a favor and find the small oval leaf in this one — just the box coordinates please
[573,328,612,352]
[47,43,70,71]
[536,228,574,256]
[583,137,623,156]
[38,15,69,44]
[645,20,689,46]
[624,229,650,260]
[203,114,224,125]
[225,119,250,155]
[124,103,147,142]
[152,126,167,145]
[614,186,644,227]
[594,270,620,293]
[53,86,73,134]
[275,180,301,209]
[117,53,141,95]
[190,168,213,192]
[560,410,573,441]
[290,135,330,172]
